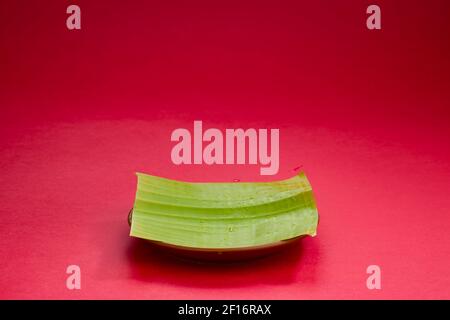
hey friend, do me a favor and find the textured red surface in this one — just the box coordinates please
[0,1,449,299]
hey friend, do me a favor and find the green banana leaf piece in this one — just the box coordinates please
[130,172,319,248]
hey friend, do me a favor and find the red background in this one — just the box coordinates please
[0,0,449,299]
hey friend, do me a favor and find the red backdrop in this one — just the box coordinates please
[0,0,449,299]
